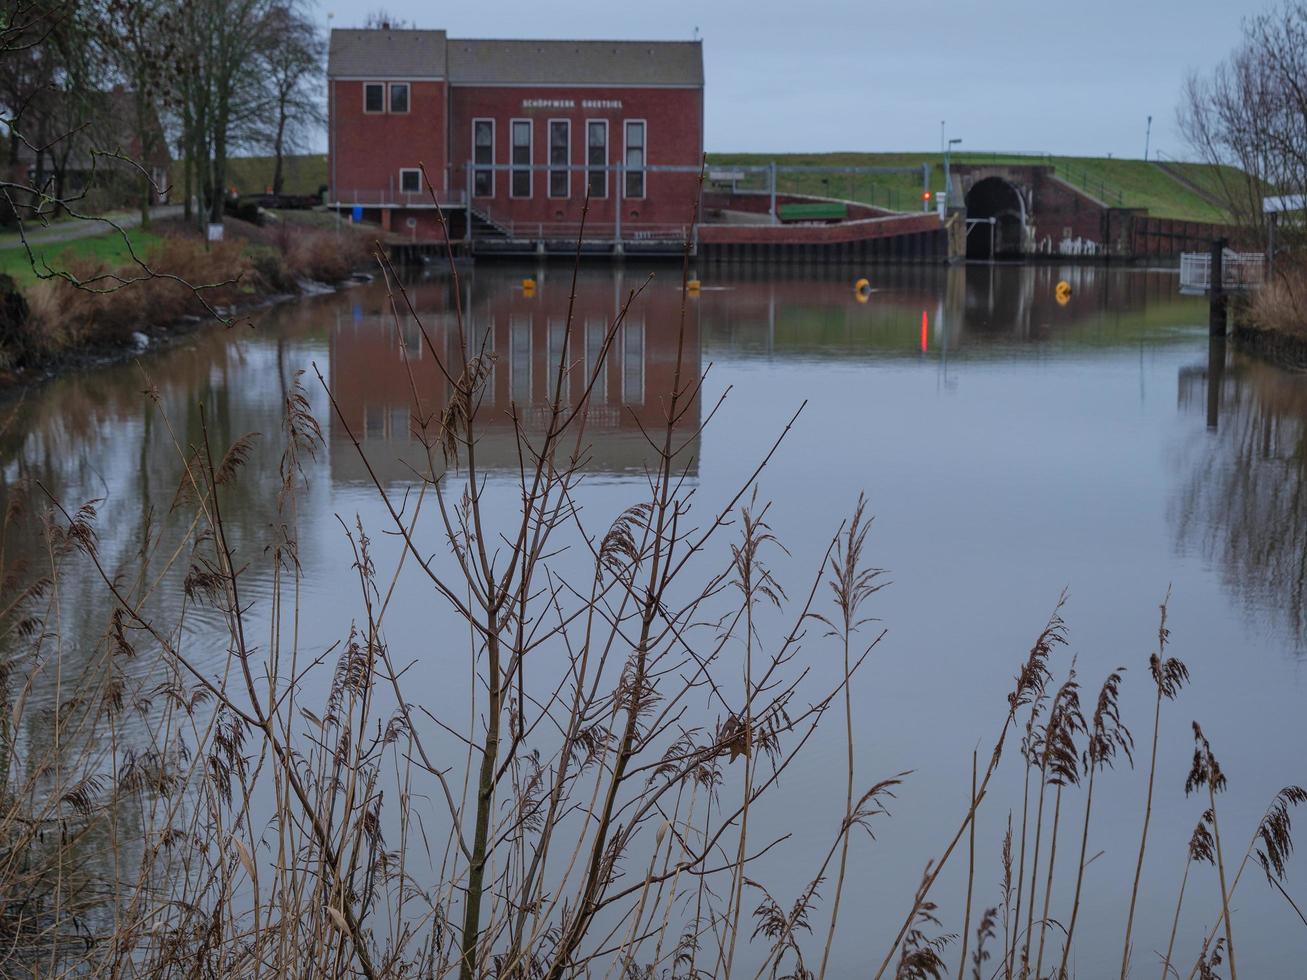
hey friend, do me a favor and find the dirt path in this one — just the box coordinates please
[0,205,186,250]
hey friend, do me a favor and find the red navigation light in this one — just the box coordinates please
[922,191,932,200]
[921,310,928,352]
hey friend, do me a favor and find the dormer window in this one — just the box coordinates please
[364,83,384,113]
[389,82,409,113]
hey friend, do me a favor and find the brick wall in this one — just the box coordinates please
[331,79,449,200]
[956,164,1248,259]
[448,85,703,230]
[1130,217,1247,258]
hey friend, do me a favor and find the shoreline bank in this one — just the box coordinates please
[0,214,376,392]
[1233,319,1307,370]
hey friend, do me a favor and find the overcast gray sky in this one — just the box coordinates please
[319,0,1258,159]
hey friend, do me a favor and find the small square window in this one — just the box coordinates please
[364,83,384,113]
[389,82,409,113]
[400,169,421,194]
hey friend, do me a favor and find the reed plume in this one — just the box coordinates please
[1060,668,1132,978]
[1161,814,1217,979]
[1186,722,1235,980]
[1253,786,1307,927]
[814,494,887,980]
[1024,669,1085,978]
[1121,596,1188,979]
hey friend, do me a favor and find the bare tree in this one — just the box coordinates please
[167,0,276,227]
[255,1,323,196]
[1179,1,1307,242]
[361,8,412,28]
[101,0,177,226]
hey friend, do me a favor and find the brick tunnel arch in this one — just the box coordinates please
[965,177,1026,259]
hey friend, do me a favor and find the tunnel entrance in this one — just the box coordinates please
[965,177,1026,260]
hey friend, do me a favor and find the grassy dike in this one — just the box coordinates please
[703,151,1238,222]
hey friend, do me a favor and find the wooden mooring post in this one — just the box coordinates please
[1209,237,1228,336]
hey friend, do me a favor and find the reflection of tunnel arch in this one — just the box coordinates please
[965,177,1026,260]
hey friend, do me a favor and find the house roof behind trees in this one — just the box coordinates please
[327,29,448,78]
[326,29,703,87]
[12,87,170,171]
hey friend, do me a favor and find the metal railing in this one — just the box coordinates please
[1054,162,1127,208]
[472,206,691,244]
[330,187,468,207]
[458,161,929,231]
[1180,250,1265,291]
[946,152,1129,208]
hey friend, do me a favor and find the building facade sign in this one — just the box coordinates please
[521,98,624,110]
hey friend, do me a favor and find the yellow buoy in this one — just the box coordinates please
[687,278,701,293]
[522,277,536,291]
[854,277,872,301]
[1055,280,1072,302]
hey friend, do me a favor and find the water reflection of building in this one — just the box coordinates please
[696,265,1203,356]
[1174,344,1307,646]
[328,272,702,483]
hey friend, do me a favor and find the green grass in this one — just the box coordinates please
[705,152,1239,223]
[0,227,163,287]
[1159,161,1270,218]
[227,154,328,196]
[1050,157,1229,222]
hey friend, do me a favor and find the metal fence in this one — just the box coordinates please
[330,187,469,208]
[473,211,691,244]
[1179,250,1266,292]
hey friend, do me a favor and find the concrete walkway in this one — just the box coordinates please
[0,204,186,250]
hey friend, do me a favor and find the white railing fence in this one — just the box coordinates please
[1180,249,1266,292]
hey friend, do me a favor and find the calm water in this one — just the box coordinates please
[2,262,1305,975]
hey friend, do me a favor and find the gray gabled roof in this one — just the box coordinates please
[447,39,703,87]
[328,29,448,78]
[327,30,703,87]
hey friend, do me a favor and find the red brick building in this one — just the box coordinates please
[327,29,704,246]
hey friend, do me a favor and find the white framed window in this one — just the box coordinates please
[389,82,410,113]
[469,314,495,391]
[363,82,385,114]
[510,119,532,199]
[622,319,644,404]
[399,168,422,194]
[548,119,570,198]
[586,119,608,199]
[585,317,607,402]
[399,315,423,359]
[390,407,411,440]
[510,314,532,403]
[547,317,570,404]
[624,120,646,199]
[472,118,494,198]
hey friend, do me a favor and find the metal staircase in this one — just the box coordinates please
[467,205,510,239]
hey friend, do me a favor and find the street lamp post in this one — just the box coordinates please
[944,137,962,210]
